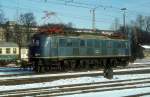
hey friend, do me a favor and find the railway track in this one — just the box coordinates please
[0,61,150,78]
[0,62,150,96]
[0,77,150,97]
[0,66,150,85]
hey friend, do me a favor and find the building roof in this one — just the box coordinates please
[0,41,18,47]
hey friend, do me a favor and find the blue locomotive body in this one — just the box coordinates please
[29,32,131,77]
[30,33,130,59]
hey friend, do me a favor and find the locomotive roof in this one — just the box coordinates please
[35,32,128,41]
[0,41,18,47]
[78,35,111,39]
[51,35,128,41]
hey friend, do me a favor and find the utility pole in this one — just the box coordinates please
[91,9,96,31]
[91,6,100,32]
[16,0,22,61]
[121,8,127,33]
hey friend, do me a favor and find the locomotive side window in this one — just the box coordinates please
[117,42,122,48]
[35,40,40,46]
[122,42,127,48]
[59,39,66,47]
[51,38,57,47]
[32,39,40,46]
[107,41,112,48]
[87,39,94,47]
[120,42,125,48]
[80,40,85,47]
[72,39,79,47]
[6,48,11,54]
[32,39,35,45]
[67,38,72,47]
[95,40,100,48]
[125,42,128,48]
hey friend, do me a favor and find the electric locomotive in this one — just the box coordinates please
[29,29,131,79]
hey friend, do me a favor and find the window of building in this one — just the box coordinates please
[6,48,11,54]
[13,48,17,54]
[0,48,2,54]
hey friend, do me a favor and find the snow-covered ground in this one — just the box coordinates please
[0,73,150,92]
[0,58,150,96]
[131,58,150,65]
[59,87,150,97]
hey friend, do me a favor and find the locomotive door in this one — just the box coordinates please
[101,40,107,56]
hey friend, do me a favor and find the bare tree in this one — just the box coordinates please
[0,7,7,24]
[136,15,145,30]
[145,16,150,32]
[19,12,37,45]
[0,7,7,41]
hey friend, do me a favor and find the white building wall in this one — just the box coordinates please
[21,48,29,60]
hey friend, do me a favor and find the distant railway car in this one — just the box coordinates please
[0,41,19,66]
[21,47,29,61]
[29,31,131,78]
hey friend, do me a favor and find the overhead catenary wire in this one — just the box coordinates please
[0,0,115,22]
[58,0,150,15]
[37,0,150,22]
[1,0,150,30]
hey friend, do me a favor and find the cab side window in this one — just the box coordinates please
[59,39,66,47]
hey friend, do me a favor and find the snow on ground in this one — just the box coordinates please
[59,86,150,97]
[129,58,150,65]
[0,58,150,96]
[0,73,150,92]
[142,95,150,97]
[142,45,150,49]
